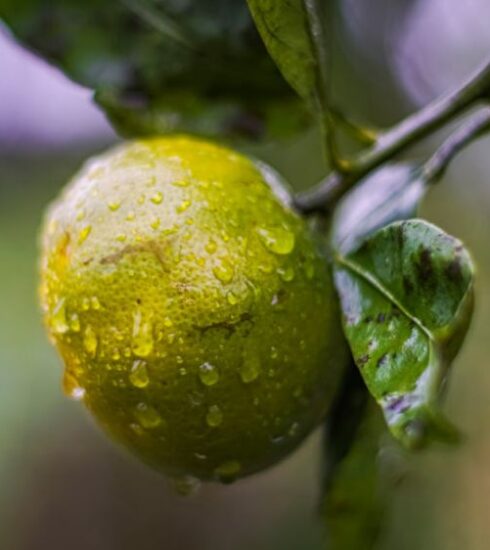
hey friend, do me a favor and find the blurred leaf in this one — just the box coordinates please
[332,163,428,255]
[95,88,310,141]
[1,0,307,140]
[247,0,331,107]
[322,362,406,549]
[333,220,474,449]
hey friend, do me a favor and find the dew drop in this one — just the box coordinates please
[277,265,295,282]
[150,191,163,204]
[134,403,162,429]
[214,461,241,483]
[78,225,92,245]
[205,239,217,254]
[63,371,85,401]
[108,201,121,211]
[130,423,145,436]
[132,310,154,357]
[83,325,98,357]
[304,257,315,279]
[198,362,220,386]
[226,291,239,305]
[176,200,191,213]
[206,405,223,427]
[288,422,300,438]
[69,313,81,333]
[170,475,201,496]
[212,259,234,284]
[172,179,190,188]
[240,352,260,383]
[51,298,69,334]
[257,226,295,255]
[129,360,150,388]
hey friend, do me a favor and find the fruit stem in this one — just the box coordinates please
[295,59,490,213]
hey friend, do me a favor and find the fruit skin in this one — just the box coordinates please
[39,136,348,482]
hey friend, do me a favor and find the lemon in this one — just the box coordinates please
[39,136,348,483]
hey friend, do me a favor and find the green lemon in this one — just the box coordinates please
[39,136,348,483]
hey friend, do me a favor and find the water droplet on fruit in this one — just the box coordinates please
[176,200,191,213]
[129,360,149,388]
[108,201,121,211]
[63,371,85,401]
[277,266,295,282]
[205,239,217,254]
[69,313,81,332]
[257,226,295,255]
[172,179,190,188]
[151,192,163,204]
[240,351,260,383]
[206,405,223,427]
[213,259,234,284]
[170,475,201,496]
[83,325,98,357]
[214,461,241,483]
[51,298,69,334]
[134,403,161,429]
[132,310,154,357]
[78,225,92,245]
[198,362,219,386]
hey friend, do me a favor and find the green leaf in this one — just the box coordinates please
[247,0,330,106]
[323,403,394,549]
[334,220,474,449]
[1,0,305,140]
[322,362,408,549]
[332,163,428,255]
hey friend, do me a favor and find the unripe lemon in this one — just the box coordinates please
[39,136,347,483]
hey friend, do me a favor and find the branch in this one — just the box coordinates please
[295,59,490,213]
[422,107,490,183]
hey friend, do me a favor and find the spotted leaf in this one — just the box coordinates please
[334,219,474,449]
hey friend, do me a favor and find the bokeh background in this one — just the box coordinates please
[1,1,490,549]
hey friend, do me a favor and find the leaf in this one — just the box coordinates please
[332,163,428,255]
[1,0,306,140]
[323,403,395,549]
[247,0,330,106]
[321,362,407,549]
[334,219,474,449]
[95,89,310,142]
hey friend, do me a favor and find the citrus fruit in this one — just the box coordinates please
[39,136,348,483]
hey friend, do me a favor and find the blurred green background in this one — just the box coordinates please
[1,1,490,549]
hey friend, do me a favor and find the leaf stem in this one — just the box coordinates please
[422,107,490,183]
[303,0,343,170]
[295,59,490,213]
